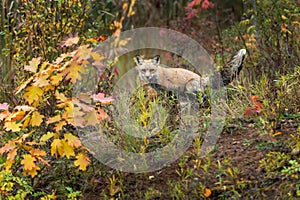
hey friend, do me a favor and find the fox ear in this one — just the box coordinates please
[153,55,160,65]
[135,55,143,65]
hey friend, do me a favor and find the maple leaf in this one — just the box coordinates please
[91,93,114,104]
[21,154,37,171]
[26,165,40,178]
[14,105,35,112]
[30,149,46,157]
[97,108,110,121]
[30,111,44,126]
[74,152,90,171]
[0,141,16,154]
[23,86,44,105]
[50,73,63,86]
[39,132,55,143]
[24,57,42,73]
[75,45,92,60]
[54,120,67,132]
[61,33,79,47]
[0,102,9,110]
[0,110,10,121]
[46,115,61,124]
[7,110,26,121]
[63,61,86,84]
[61,140,75,158]
[7,147,18,162]
[4,121,22,132]
[33,73,50,87]
[64,133,81,148]
[15,76,34,94]
[51,139,64,157]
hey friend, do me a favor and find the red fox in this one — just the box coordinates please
[135,55,209,95]
[134,49,246,95]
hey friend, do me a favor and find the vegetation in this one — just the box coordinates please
[0,0,299,199]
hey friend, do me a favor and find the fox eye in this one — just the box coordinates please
[149,69,155,73]
[141,69,146,73]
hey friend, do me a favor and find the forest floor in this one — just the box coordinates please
[83,119,299,199]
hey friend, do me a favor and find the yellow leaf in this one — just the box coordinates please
[30,148,46,157]
[75,45,92,60]
[61,140,75,158]
[54,120,67,132]
[74,152,90,171]
[21,154,37,171]
[40,132,55,143]
[46,115,61,124]
[24,57,41,73]
[23,86,44,105]
[63,61,86,84]
[26,165,40,178]
[50,73,63,86]
[51,139,63,157]
[64,133,81,148]
[33,73,50,87]
[4,121,22,132]
[30,111,44,126]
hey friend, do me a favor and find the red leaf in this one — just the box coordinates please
[91,93,114,104]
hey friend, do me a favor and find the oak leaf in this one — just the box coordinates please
[23,86,44,105]
[21,154,37,171]
[74,152,90,171]
[4,121,22,132]
[30,111,44,126]
[24,57,41,73]
[64,133,81,148]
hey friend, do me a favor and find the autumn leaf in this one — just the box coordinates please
[21,154,37,171]
[15,76,34,94]
[91,93,114,104]
[39,132,55,143]
[0,110,10,121]
[23,86,44,105]
[84,110,99,126]
[33,73,50,87]
[63,61,86,84]
[26,165,40,178]
[15,105,35,112]
[64,133,81,148]
[74,152,90,171]
[7,147,18,162]
[50,73,63,86]
[97,108,110,121]
[61,140,75,158]
[0,141,16,154]
[75,45,92,60]
[51,139,63,157]
[30,148,46,157]
[24,57,42,73]
[61,33,79,47]
[204,188,212,197]
[46,115,61,124]
[4,121,22,132]
[30,111,44,126]
[0,102,9,110]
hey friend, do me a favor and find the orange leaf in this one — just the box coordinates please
[30,148,46,157]
[54,120,67,132]
[7,147,18,162]
[74,152,90,171]
[0,110,10,121]
[33,73,50,87]
[21,154,37,171]
[26,165,40,178]
[204,188,212,197]
[97,108,110,121]
[24,57,42,73]
[46,115,61,124]
[30,111,44,126]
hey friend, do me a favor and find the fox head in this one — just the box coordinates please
[135,55,160,83]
